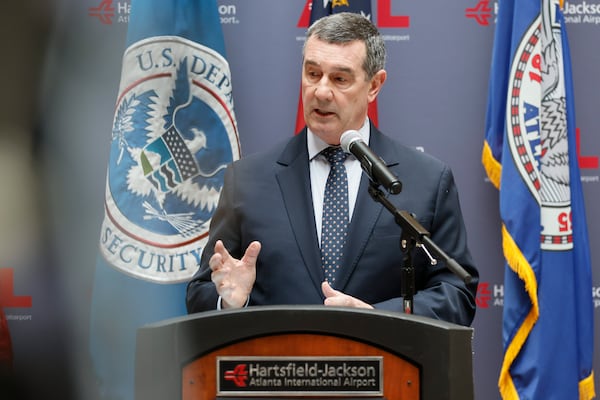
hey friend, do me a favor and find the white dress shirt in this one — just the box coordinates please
[308,118,370,246]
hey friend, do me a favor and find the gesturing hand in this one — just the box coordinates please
[209,240,261,309]
[321,281,374,309]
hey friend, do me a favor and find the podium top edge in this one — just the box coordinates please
[140,305,473,332]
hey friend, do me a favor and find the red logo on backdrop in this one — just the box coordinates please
[89,0,115,25]
[224,364,249,387]
[298,0,410,28]
[476,282,492,308]
[577,128,599,169]
[0,269,32,309]
[465,1,493,26]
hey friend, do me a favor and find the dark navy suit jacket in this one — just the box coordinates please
[186,124,478,326]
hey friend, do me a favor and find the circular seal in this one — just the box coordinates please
[506,19,542,198]
[100,36,240,283]
[506,10,573,251]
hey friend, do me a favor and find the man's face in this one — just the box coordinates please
[301,36,385,145]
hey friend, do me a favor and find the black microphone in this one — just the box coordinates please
[340,130,402,195]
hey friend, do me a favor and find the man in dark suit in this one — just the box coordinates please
[186,12,478,326]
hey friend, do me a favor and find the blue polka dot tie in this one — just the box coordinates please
[320,146,349,285]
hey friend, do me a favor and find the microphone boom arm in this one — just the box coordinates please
[367,183,472,314]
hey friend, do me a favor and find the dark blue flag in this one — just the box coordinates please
[483,0,595,398]
[91,0,239,398]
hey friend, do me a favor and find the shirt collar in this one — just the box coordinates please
[307,118,371,161]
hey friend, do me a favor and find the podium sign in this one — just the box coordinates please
[215,356,384,395]
[183,334,417,398]
[136,306,474,400]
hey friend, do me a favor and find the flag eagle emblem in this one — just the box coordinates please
[101,36,239,283]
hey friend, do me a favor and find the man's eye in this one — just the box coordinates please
[306,72,321,81]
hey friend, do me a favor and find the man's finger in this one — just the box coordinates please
[209,253,223,271]
[241,241,261,266]
[321,281,339,298]
[213,240,231,260]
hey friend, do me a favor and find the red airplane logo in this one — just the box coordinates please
[465,1,493,26]
[224,364,249,387]
[476,282,492,308]
[89,0,115,25]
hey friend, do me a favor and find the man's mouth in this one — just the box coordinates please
[314,109,335,117]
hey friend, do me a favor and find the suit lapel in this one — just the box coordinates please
[275,131,325,291]
[273,126,401,293]
[335,124,401,290]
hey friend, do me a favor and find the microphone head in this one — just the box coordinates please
[340,130,362,153]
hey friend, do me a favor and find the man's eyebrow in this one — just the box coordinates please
[303,59,354,74]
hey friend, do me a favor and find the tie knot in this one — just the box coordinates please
[322,146,347,166]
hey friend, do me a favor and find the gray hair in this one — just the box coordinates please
[304,12,386,80]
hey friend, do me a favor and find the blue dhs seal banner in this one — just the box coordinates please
[91,1,238,400]
[483,0,595,398]
[101,35,239,283]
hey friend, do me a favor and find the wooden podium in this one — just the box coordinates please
[135,306,474,399]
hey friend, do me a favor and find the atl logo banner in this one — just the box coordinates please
[297,0,410,28]
[0,269,32,310]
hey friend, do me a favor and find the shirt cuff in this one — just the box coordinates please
[217,296,249,309]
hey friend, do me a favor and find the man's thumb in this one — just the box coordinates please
[321,281,337,297]
[241,241,261,265]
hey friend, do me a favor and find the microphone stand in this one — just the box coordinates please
[367,183,472,315]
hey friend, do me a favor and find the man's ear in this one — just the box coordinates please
[368,69,387,102]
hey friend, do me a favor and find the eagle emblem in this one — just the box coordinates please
[506,2,572,251]
[101,36,239,282]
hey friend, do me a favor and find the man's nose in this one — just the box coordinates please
[314,78,333,100]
